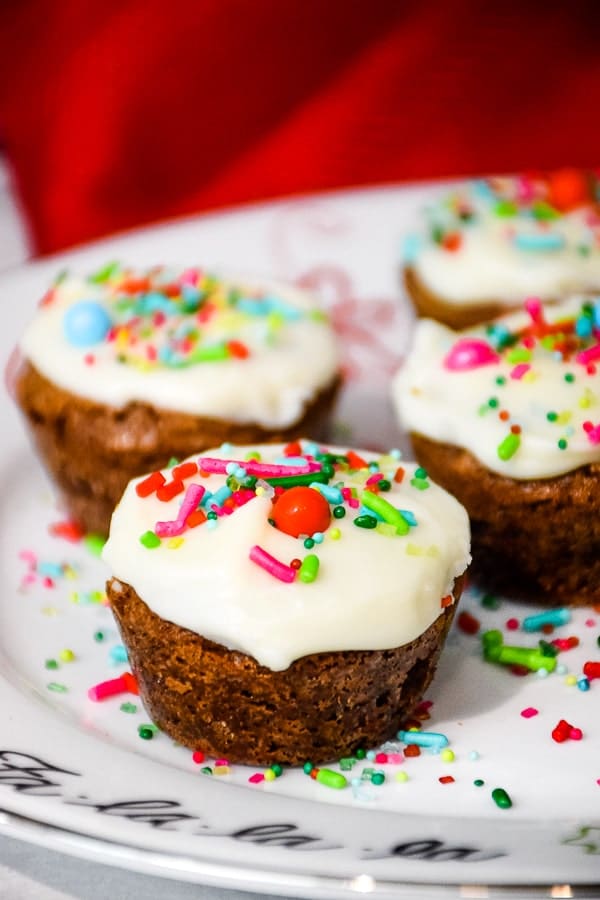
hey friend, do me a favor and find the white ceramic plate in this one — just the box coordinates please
[0,185,599,899]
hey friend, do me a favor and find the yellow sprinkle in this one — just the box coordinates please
[329,527,341,540]
[556,411,572,425]
[213,765,230,776]
[63,566,77,580]
[395,771,409,783]
[115,327,130,349]
[426,544,440,557]
[376,522,396,537]
[255,486,265,496]
[167,537,184,549]
[59,648,75,662]
[565,674,577,686]
[579,388,597,409]
[522,370,538,383]
[41,606,59,617]
[69,592,80,604]
[440,748,455,763]
[263,768,276,782]
[406,543,423,556]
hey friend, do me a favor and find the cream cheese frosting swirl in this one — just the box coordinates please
[102,442,471,670]
[405,172,600,305]
[393,296,600,479]
[19,264,340,428]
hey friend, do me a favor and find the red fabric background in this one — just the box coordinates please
[1,1,599,255]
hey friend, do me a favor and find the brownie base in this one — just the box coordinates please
[107,577,462,766]
[14,362,341,535]
[411,432,600,606]
[403,266,526,330]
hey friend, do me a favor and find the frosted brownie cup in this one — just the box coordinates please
[14,264,341,534]
[102,440,470,766]
[403,170,600,329]
[393,296,600,604]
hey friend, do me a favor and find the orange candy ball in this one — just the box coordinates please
[272,486,331,537]
[547,168,591,212]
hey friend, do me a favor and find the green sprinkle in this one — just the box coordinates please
[492,787,512,809]
[333,506,346,519]
[506,348,531,364]
[45,659,59,670]
[201,766,213,775]
[316,769,348,790]
[480,594,500,610]
[120,702,138,713]
[495,376,507,386]
[271,763,283,777]
[558,438,568,450]
[410,478,430,491]
[474,779,485,787]
[303,761,314,774]
[207,511,218,520]
[497,432,520,461]
[546,411,558,422]
[47,682,67,693]
[88,260,120,283]
[265,470,329,487]
[167,457,180,467]
[488,397,499,408]
[371,772,385,785]
[339,757,356,771]
[361,490,408,533]
[354,514,378,529]
[138,724,157,740]
[355,748,366,760]
[299,554,320,583]
[378,479,391,492]
[495,199,517,217]
[414,467,428,479]
[140,530,161,549]
[303,537,315,549]
[93,631,105,642]
[564,372,575,383]
[84,533,106,557]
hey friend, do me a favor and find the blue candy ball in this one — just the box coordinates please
[63,301,112,348]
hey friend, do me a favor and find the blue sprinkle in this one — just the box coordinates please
[63,301,112,348]
[37,562,64,578]
[303,442,320,457]
[522,608,571,632]
[593,299,600,328]
[312,483,344,505]
[236,297,268,316]
[274,456,309,467]
[200,490,214,508]
[311,532,324,544]
[134,292,174,315]
[211,485,232,506]
[470,179,496,202]
[109,644,128,663]
[514,232,566,252]
[399,509,417,527]
[397,730,449,751]
[577,677,590,692]
[576,316,593,338]
[401,233,422,264]
[359,504,383,521]
[265,295,302,321]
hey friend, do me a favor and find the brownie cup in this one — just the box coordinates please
[15,264,341,535]
[402,170,600,329]
[393,295,600,605]
[102,441,471,766]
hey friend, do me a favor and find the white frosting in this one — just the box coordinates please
[393,297,600,479]
[102,443,471,670]
[408,178,600,306]
[19,268,340,428]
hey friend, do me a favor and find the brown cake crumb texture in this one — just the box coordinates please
[15,362,340,536]
[107,577,462,766]
[411,433,600,606]
[403,265,533,330]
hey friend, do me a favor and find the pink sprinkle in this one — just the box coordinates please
[248,773,265,784]
[521,707,539,719]
[341,488,352,501]
[585,618,596,627]
[179,267,201,286]
[22,573,36,585]
[582,421,600,444]
[375,753,388,763]
[155,483,205,537]
[88,675,128,701]
[570,727,583,741]
[348,498,360,509]
[524,296,543,323]
[444,338,500,371]
[249,545,296,583]
[510,363,531,380]
[192,750,205,764]
[43,577,55,589]
[387,753,404,764]
[506,618,520,630]
[19,550,37,565]
[215,758,229,767]
[197,457,321,477]
[576,343,600,365]
[366,473,384,486]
